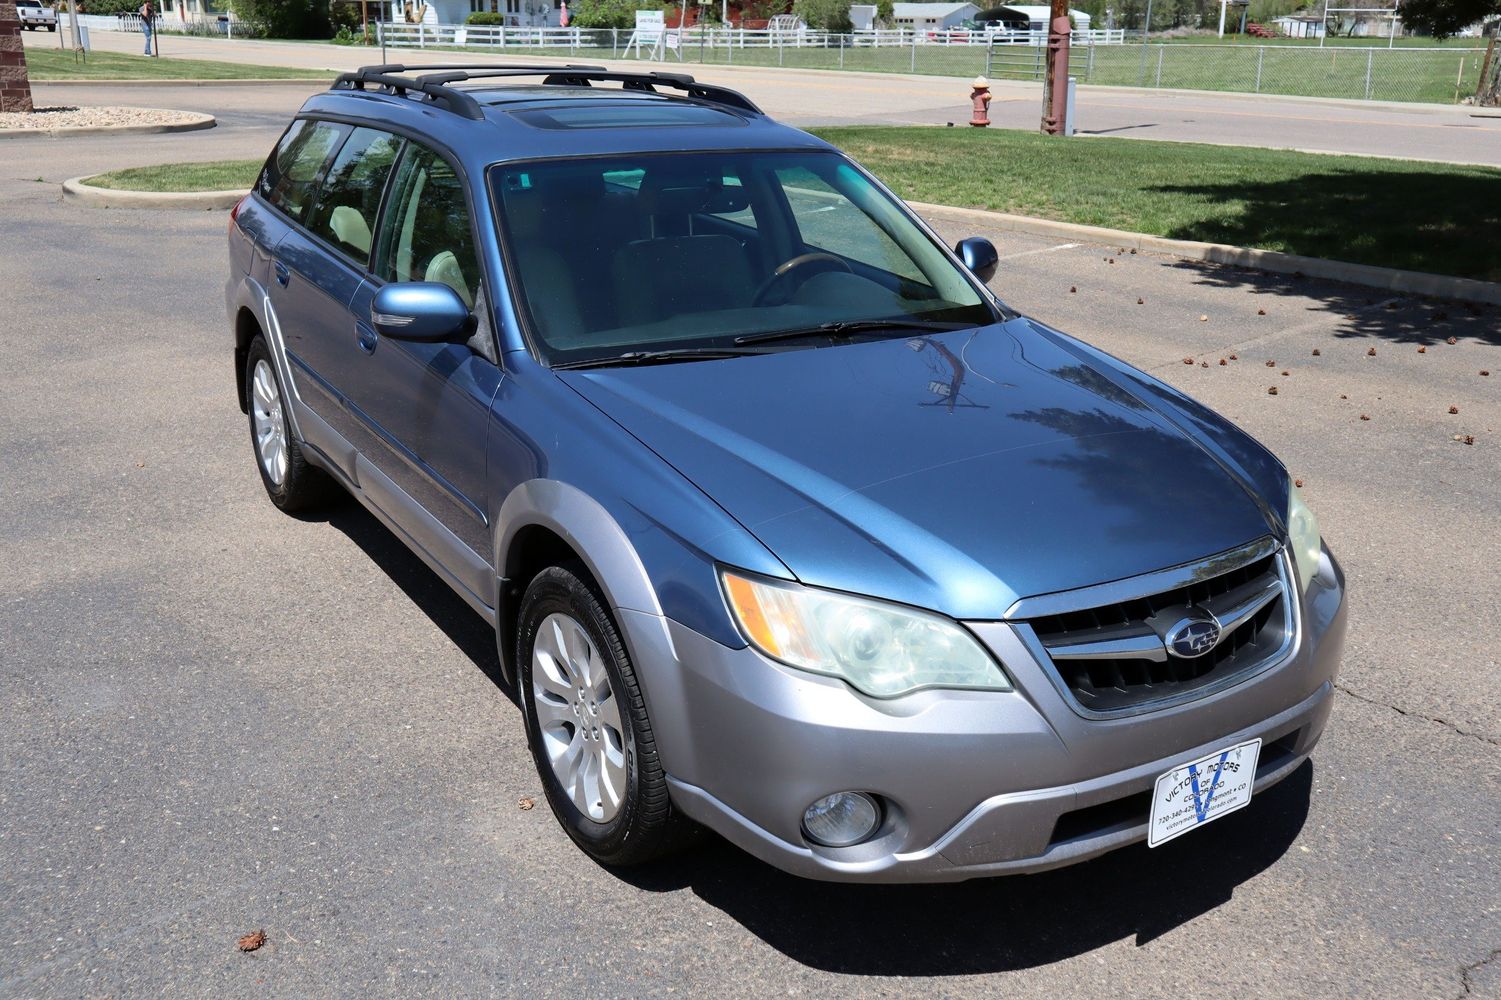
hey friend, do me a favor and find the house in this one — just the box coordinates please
[975,4,1091,32]
[1272,14,1324,37]
[411,0,563,26]
[891,2,981,32]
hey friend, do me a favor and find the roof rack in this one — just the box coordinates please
[331,64,763,121]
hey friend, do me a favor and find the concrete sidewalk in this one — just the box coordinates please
[24,28,1501,166]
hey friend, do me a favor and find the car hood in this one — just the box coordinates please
[559,320,1276,619]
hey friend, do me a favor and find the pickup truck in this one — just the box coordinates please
[17,0,59,31]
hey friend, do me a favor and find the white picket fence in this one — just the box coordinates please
[375,22,1126,52]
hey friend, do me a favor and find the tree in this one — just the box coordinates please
[0,0,35,113]
[792,0,851,29]
[229,0,331,37]
[1402,0,1499,104]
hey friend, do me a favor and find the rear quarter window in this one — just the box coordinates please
[257,119,346,222]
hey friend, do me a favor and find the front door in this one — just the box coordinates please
[345,142,502,607]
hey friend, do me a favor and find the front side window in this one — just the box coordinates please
[258,119,346,222]
[374,143,481,308]
[303,127,403,266]
[490,151,993,365]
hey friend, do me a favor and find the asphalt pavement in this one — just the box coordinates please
[1,89,1499,1000]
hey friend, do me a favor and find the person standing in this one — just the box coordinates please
[139,0,154,55]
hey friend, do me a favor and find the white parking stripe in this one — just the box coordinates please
[998,243,1080,261]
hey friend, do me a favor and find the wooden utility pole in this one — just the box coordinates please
[0,0,34,113]
[1040,0,1070,133]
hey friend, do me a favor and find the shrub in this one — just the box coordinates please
[792,0,850,30]
[569,0,664,28]
[465,10,505,22]
[81,0,143,15]
[228,0,330,38]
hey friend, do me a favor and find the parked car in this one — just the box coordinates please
[225,64,1346,882]
[17,0,58,31]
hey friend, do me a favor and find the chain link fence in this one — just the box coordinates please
[376,24,1488,105]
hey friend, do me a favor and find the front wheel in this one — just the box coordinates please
[516,564,697,867]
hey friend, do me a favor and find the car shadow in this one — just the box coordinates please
[618,764,1314,975]
[304,498,518,705]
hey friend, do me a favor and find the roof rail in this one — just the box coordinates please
[331,63,763,119]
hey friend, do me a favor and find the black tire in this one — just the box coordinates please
[243,336,339,513]
[48,23,57,31]
[515,563,698,867]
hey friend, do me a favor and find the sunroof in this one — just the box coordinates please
[511,104,744,130]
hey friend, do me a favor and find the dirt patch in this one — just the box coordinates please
[0,106,205,130]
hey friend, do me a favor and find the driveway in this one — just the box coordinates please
[1,115,1498,999]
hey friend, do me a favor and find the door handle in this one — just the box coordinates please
[356,324,378,355]
[273,260,290,287]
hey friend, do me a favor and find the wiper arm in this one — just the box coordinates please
[734,318,972,346]
[550,347,763,371]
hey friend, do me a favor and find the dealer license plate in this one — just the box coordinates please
[1147,738,1262,848]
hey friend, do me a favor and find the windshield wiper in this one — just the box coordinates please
[550,347,764,371]
[734,318,973,346]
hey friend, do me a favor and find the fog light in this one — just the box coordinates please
[802,791,881,847]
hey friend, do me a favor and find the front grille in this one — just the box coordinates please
[1024,549,1292,714]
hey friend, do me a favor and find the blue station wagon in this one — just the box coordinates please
[225,64,1347,881]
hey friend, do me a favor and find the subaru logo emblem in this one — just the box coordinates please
[1165,616,1221,659]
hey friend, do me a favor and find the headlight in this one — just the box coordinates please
[720,570,1010,698]
[1287,485,1322,593]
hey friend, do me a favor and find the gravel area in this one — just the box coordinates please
[0,105,207,130]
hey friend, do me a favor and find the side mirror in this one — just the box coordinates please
[955,237,999,284]
[370,282,473,342]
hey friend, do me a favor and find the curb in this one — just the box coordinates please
[0,110,215,140]
[34,78,329,86]
[62,176,245,210]
[909,201,1501,306]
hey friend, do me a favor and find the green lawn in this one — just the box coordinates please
[25,48,332,81]
[84,159,261,192]
[809,126,1501,282]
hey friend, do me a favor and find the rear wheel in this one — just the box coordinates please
[244,336,338,513]
[516,564,697,866]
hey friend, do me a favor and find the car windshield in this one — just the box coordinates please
[489,150,996,366]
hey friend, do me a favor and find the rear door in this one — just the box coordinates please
[257,118,355,459]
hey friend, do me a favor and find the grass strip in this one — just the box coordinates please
[26,49,332,81]
[84,159,261,192]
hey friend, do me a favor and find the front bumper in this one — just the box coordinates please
[621,547,1347,883]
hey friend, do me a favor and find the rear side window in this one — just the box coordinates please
[257,119,345,222]
[303,128,403,266]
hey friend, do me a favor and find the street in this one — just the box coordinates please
[1,73,1500,999]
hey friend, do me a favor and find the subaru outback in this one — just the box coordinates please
[225,64,1346,882]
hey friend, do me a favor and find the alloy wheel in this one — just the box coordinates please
[530,611,627,823]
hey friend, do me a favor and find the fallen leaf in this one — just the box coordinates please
[1340,394,1348,399]
[1219,358,1228,366]
[1257,308,1266,316]
[518,797,535,811]
[1267,386,1278,395]
[1359,414,1371,421]
[1229,353,1239,361]
[1198,315,1209,322]
[1367,347,1377,356]
[1129,248,1137,255]
[1418,346,1426,353]
[1265,360,1276,367]
[1479,369,1490,376]
[1182,357,1194,365]
[1200,361,1209,368]
[1069,286,1077,293]
[1137,297,1144,305]
[1311,349,1320,356]
[1447,336,1458,345]
[237,930,267,953]
[1464,435,1475,445]
[1282,370,1290,376]
[1449,406,1459,414]
[1294,479,1304,488]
